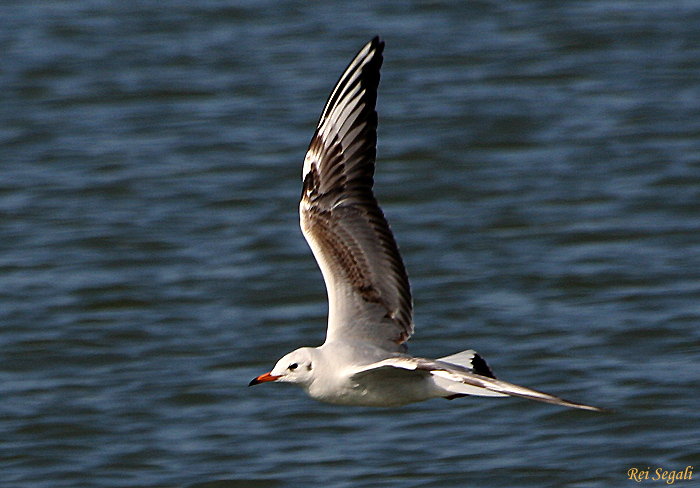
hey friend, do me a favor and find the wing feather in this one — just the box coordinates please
[352,358,607,411]
[299,37,413,351]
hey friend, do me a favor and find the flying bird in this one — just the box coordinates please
[250,37,604,412]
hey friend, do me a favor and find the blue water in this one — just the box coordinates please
[2,1,699,487]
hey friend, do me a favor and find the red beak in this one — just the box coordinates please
[249,372,280,386]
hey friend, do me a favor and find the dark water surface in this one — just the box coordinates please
[2,1,699,487]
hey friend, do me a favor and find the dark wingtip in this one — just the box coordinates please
[471,352,496,379]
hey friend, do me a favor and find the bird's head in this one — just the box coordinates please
[249,347,316,387]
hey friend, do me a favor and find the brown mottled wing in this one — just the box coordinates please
[299,37,414,352]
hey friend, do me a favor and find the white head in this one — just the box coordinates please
[249,347,317,387]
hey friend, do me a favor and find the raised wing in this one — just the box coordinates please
[300,37,413,352]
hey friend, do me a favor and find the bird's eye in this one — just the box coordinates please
[288,363,298,371]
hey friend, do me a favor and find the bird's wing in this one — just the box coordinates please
[351,357,607,411]
[300,37,413,352]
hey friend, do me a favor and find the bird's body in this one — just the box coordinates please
[294,344,432,407]
[250,37,605,413]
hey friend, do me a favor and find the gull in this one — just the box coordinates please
[250,37,604,412]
